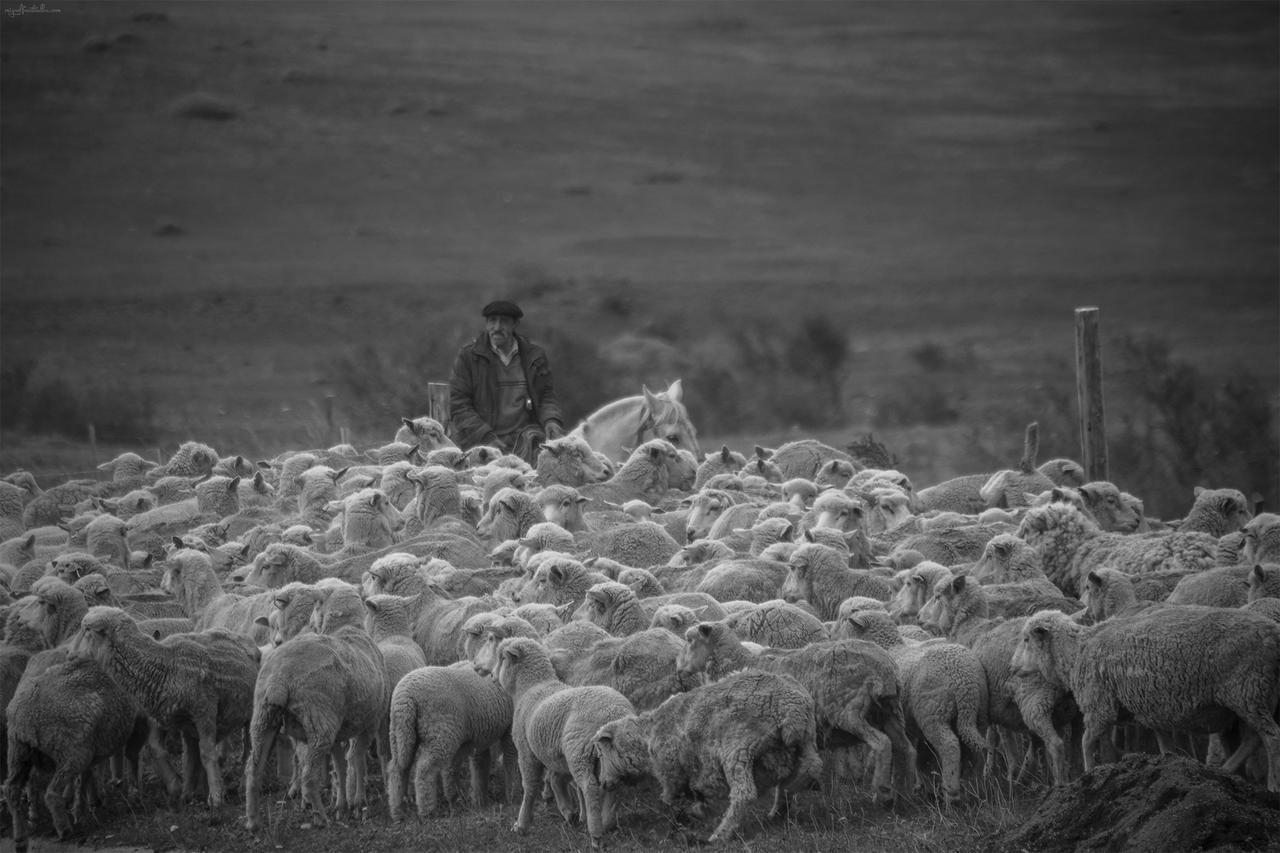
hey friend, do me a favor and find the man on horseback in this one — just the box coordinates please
[447,299,565,464]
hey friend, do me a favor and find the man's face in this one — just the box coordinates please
[486,314,517,352]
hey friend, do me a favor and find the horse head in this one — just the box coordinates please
[636,379,700,458]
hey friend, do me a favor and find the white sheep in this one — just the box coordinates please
[492,636,634,849]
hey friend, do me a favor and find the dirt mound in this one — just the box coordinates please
[1003,754,1280,853]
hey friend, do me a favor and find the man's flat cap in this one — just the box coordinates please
[482,300,523,320]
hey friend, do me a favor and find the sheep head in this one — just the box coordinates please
[593,716,651,790]
[69,605,138,666]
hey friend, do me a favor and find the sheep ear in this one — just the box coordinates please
[697,623,713,638]
[781,523,795,542]
[803,529,816,543]
[951,575,967,593]
[228,477,241,492]
[333,467,350,482]
[254,616,269,627]
[753,445,767,460]
[172,536,185,550]
[1253,564,1265,583]
[647,445,662,462]
[1031,624,1049,638]
[555,602,574,622]
[364,599,379,612]
[402,417,415,429]
[1193,485,1206,498]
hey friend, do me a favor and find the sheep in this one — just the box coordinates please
[68,606,259,809]
[386,664,516,820]
[126,475,243,558]
[887,560,954,621]
[1165,564,1255,608]
[916,473,992,515]
[331,487,405,552]
[514,555,609,610]
[694,446,748,490]
[1038,458,1086,488]
[492,636,634,848]
[579,520,682,569]
[161,548,279,644]
[244,604,391,830]
[4,655,149,851]
[536,434,610,486]
[1079,567,1157,623]
[14,478,95,531]
[362,592,430,690]
[885,520,1013,568]
[816,459,858,490]
[362,570,493,664]
[97,451,161,484]
[507,603,563,635]
[724,598,828,648]
[593,668,821,843]
[149,441,220,481]
[478,487,542,544]
[691,555,788,603]
[968,533,1045,584]
[1177,486,1255,537]
[395,416,454,450]
[1016,502,1220,597]
[552,627,690,712]
[914,575,1078,787]
[573,581,727,636]
[578,439,683,507]
[781,543,893,620]
[976,423,1057,510]
[837,609,989,802]
[1242,513,1280,564]
[1011,606,1280,789]
[1076,481,1144,532]
[1247,564,1280,602]
[678,622,914,803]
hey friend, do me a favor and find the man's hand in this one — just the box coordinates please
[545,420,565,440]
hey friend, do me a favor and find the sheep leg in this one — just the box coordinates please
[882,711,919,797]
[413,748,442,818]
[512,754,544,834]
[6,738,34,853]
[920,722,962,804]
[442,749,465,805]
[145,724,182,804]
[197,722,225,813]
[244,720,279,833]
[43,762,80,840]
[470,746,491,808]
[300,739,334,826]
[181,731,202,803]
[500,737,521,805]
[1021,708,1069,786]
[849,722,895,803]
[344,735,370,814]
[576,770,608,850]
[548,771,577,823]
[329,742,350,818]
[1223,711,1280,792]
[707,760,757,844]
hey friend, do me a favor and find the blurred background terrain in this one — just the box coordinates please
[2,1,1276,519]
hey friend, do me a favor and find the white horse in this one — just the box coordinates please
[568,379,700,463]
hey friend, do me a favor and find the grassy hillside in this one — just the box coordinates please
[2,1,1277,516]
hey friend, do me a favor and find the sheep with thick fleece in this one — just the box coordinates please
[692,552,789,604]
[553,627,690,712]
[681,488,741,543]
[887,561,954,621]
[805,488,867,536]
[1247,564,1280,602]
[968,533,1045,585]
[573,581,726,636]
[1078,567,1155,623]
[68,606,259,809]
[4,654,149,851]
[514,555,609,610]
[126,475,242,558]
[781,543,893,620]
[493,636,634,849]
[1011,606,1280,788]
[363,592,429,690]
[579,520,682,569]
[723,598,827,649]
[1038,458,1086,488]
[579,439,683,507]
[838,609,989,801]
[593,668,821,844]
[387,664,516,820]
[1166,564,1256,608]
[1243,514,1280,564]
[886,521,1014,569]
[148,441,220,482]
[244,608,390,830]
[514,521,576,567]
[394,416,454,450]
[1017,502,1220,597]
[1177,486,1254,537]
[678,622,913,804]
[533,484,590,533]
[384,581,493,666]
[478,487,542,544]
[536,434,610,486]
[694,446,748,490]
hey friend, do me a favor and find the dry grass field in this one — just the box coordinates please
[0,3,1277,848]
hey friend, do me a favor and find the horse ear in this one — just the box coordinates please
[667,379,683,402]
[642,385,660,411]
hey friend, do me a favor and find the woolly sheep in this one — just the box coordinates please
[968,533,1045,584]
[394,416,454,450]
[1243,514,1280,564]
[387,664,516,820]
[1012,606,1280,789]
[573,581,726,636]
[363,592,430,689]
[1177,486,1254,537]
[161,548,278,644]
[693,556,787,604]
[723,599,827,649]
[1017,502,1220,597]
[69,607,259,809]
[782,543,893,620]
[593,668,821,843]
[579,439,683,507]
[493,636,634,848]
[478,487,542,544]
[4,655,149,851]
[678,622,914,803]
[1076,481,1143,533]
[838,609,989,802]
[149,441,220,481]
[1247,564,1280,602]
[553,627,689,712]
[510,602,565,636]
[1165,564,1255,608]
[244,606,391,829]
[536,434,610,486]
[1037,458,1085,488]
[694,446,748,490]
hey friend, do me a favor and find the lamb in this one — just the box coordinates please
[579,520,682,569]
[148,441,220,481]
[126,475,243,558]
[1011,606,1280,789]
[886,520,1014,568]
[837,609,989,801]
[1038,458,1086,488]
[887,561,954,621]
[691,554,789,604]
[968,533,1046,584]
[4,655,149,851]
[68,606,259,809]
[386,664,516,820]
[513,555,609,610]
[694,446,748,490]
[573,581,727,636]
[593,668,821,843]
[552,627,690,711]
[362,575,492,665]
[781,542,893,620]
[723,599,827,649]
[805,488,866,536]
[1016,502,1220,596]
[1177,487,1254,537]
[678,622,914,803]
[1165,564,1255,608]
[244,602,391,830]
[492,636,634,849]
[362,592,430,690]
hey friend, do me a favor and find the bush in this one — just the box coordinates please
[1,361,158,443]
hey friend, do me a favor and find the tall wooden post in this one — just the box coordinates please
[1074,307,1108,482]
[427,382,451,433]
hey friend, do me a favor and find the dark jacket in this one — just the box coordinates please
[448,331,564,450]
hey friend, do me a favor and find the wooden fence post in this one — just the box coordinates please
[427,382,451,433]
[1074,306,1108,482]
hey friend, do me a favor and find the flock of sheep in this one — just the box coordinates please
[1,416,1278,850]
